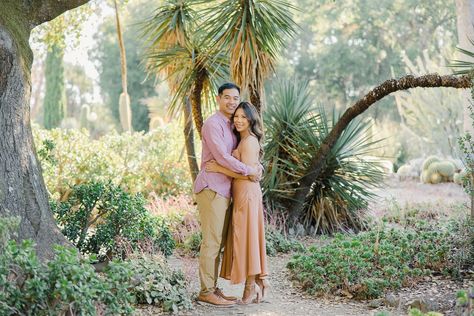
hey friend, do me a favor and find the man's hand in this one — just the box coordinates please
[248,174,259,182]
[248,164,263,182]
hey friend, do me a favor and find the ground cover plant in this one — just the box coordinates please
[287,218,473,299]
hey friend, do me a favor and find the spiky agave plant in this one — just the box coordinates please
[263,80,385,234]
[303,109,385,233]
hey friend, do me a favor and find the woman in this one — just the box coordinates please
[205,101,269,304]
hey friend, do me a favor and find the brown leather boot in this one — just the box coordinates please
[197,292,236,307]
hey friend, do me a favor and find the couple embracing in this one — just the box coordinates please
[193,83,269,307]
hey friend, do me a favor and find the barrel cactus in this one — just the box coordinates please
[428,161,455,178]
[422,156,440,171]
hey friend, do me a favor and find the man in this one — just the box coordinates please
[194,83,259,306]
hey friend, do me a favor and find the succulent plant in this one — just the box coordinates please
[428,161,455,177]
[422,155,440,171]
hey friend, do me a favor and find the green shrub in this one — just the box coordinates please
[33,125,192,199]
[265,227,305,256]
[182,231,202,256]
[455,287,474,316]
[51,181,175,260]
[0,237,134,315]
[287,222,456,299]
[128,255,193,312]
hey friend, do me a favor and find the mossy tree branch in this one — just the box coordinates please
[289,73,472,225]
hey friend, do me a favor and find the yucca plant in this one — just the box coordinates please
[201,0,298,112]
[140,0,228,181]
[263,80,385,234]
[450,38,474,75]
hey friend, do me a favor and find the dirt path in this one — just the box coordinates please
[136,178,472,315]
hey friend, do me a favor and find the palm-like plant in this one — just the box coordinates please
[263,80,385,234]
[141,0,228,181]
[202,0,298,112]
[450,38,474,75]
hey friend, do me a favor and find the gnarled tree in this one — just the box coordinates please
[289,73,471,226]
[0,0,91,260]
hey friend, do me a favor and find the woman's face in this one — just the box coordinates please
[233,108,250,133]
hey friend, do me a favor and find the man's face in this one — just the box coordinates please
[217,88,240,118]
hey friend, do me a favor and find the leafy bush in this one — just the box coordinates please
[33,124,192,199]
[182,231,202,256]
[265,226,304,256]
[263,80,384,233]
[287,222,460,299]
[455,287,474,316]
[51,181,175,260]
[0,219,135,315]
[128,255,193,313]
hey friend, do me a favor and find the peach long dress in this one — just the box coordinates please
[219,136,268,284]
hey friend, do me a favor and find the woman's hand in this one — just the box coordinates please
[205,160,220,173]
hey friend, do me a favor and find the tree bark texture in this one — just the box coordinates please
[190,68,205,139]
[0,0,90,260]
[184,97,199,182]
[289,74,471,225]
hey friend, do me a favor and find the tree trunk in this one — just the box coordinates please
[0,0,90,261]
[289,74,471,225]
[249,86,262,114]
[190,68,205,139]
[456,0,474,133]
[184,97,199,182]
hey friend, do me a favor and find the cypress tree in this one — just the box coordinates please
[43,43,66,129]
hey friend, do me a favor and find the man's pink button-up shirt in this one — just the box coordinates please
[193,111,252,198]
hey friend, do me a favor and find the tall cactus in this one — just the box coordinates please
[43,43,66,129]
[114,0,132,132]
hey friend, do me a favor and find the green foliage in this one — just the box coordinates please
[458,77,474,202]
[51,181,175,260]
[283,0,455,118]
[0,218,135,315]
[455,287,474,316]
[182,231,202,256]
[263,80,384,233]
[287,221,464,299]
[43,43,67,129]
[33,124,192,198]
[128,255,193,312]
[265,227,304,256]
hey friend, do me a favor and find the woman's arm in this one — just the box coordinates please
[205,160,250,179]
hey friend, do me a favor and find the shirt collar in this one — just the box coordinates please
[216,110,231,124]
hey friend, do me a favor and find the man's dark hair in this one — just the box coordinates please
[218,82,240,95]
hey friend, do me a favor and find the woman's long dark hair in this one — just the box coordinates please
[231,101,263,159]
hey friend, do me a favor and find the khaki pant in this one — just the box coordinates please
[196,189,231,295]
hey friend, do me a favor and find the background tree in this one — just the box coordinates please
[282,0,456,119]
[0,0,92,261]
[43,41,67,129]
